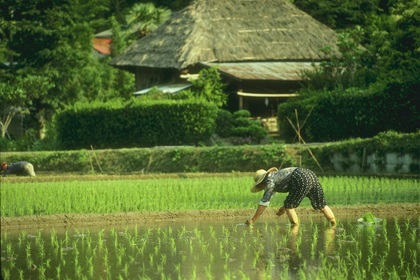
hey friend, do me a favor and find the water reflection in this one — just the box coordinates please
[1,217,419,279]
[250,222,339,279]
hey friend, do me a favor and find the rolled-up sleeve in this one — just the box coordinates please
[259,177,276,206]
[259,200,271,207]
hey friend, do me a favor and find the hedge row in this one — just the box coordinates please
[278,80,419,142]
[1,132,417,175]
[55,100,218,150]
[0,145,293,174]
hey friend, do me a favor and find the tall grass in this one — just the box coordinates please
[1,176,418,217]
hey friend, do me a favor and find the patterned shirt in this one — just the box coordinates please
[4,161,35,176]
[259,167,297,206]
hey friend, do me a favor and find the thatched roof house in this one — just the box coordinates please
[110,0,340,118]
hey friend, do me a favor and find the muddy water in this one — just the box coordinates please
[1,216,419,279]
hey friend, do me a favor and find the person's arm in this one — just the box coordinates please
[277,206,299,224]
[1,168,9,177]
[245,205,267,225]
[276,206,286,216]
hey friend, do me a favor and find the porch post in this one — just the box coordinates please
[238,93,243,109]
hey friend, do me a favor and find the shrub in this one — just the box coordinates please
[278,82,418,143]
[55,99,218,149]
[215,109,234,138]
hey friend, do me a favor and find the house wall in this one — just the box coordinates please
[225,80,300,117]
[330,151,419,175]
[132,65,301,120]
[135,68,181,90]
[238,96,281,118]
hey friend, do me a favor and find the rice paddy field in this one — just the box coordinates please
[1,174,419,279]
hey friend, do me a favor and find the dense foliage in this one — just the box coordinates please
[0,0,134,142]
[55,99,218,149]
[214,109,269,145]
[281,0,420,142]
[1,0,418,148]
[278,79,418,142]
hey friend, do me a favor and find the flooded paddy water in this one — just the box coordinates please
[1,213,419,279]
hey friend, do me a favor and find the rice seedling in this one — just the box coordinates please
[1,174,419,279]
[1,176,418,217]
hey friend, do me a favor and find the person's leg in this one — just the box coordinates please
[276,206,286,216]
[321,206,336,226]
[302,169,336,226]
[286,208,299,225]
[282,169,312,225]
[307,188,336,226]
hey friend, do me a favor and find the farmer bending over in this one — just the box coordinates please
[1,161,36,177]
[245,167,336,226]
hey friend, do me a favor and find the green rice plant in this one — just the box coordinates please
[122,262,129,279]
[2,209,419,279]
[16,232,24,248]
[403,218,411,230]
[37,264,46,280]
[1,176,417,217]
[394,218,402,242]
[191,265,197,279]
[362,212,376,222]
[205,265,214,280]
[409,249,417,267]
[97,229,105,249]
[17,269,24,280]
[409,229,417,244]
[173,263,181,278]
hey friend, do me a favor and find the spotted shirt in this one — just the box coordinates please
[259,167,327,210]
[259,167,297,206]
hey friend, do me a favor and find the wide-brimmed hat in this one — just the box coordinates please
[251,167,278,193]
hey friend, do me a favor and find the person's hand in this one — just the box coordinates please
[245,219,254,225]
[276,207,286,216]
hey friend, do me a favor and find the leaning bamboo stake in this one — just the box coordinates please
[279,108,320,171]
[286,116,324,172]
[290,107,314,144]
[90,145,103,173]
[88,153,95,174]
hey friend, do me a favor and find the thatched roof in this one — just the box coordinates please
[201,62,319,81]
[110,0,340,71]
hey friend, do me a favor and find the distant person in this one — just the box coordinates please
[245,167,336,226]
[1,161,36,177]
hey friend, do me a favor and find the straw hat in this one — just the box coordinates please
[251,167,278,193]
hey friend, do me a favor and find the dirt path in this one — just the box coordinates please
[2,203,419,230]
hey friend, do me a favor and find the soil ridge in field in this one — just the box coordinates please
[1,203,419,230]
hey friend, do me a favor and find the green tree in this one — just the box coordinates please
[293,0,381,30]
[176,67,228,108]
[0,0,132,139]
[378,0,420,80]
[124,2,171,41]
[301,27,368,91]
[0,75,53,138]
